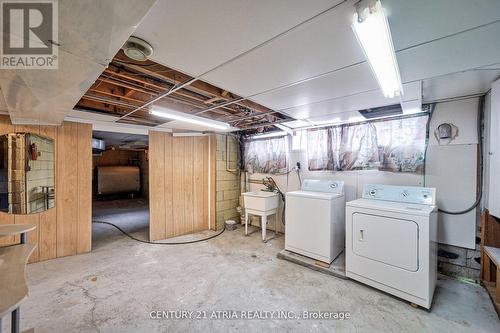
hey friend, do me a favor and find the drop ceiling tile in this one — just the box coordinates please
[58,0,156,65]
[253,20,500,115]
[133,0,344,76]
[423,69,500,102]
[202,0,363,97]
[0,0,156,66]
[0,0,154,125]
[277,81,421,120]
[251,62,378,111]
[0,48,105,124]
[397,21,500,83]
[384,0,500,51]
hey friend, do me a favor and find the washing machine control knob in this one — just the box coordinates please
[369,189,377,196]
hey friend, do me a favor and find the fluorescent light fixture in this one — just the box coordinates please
[352,0,403,98]
[251,131,288,139]
[150,106,231,131]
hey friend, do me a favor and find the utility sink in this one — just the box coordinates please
[242,191,279,212]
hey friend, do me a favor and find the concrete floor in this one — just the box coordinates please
[7,221,496,333]
[92,198,149,248]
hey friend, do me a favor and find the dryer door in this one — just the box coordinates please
[352,213,419,272]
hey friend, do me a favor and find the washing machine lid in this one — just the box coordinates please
[301,179,344,194]
[286,190,343,200]
[347,198,436,216]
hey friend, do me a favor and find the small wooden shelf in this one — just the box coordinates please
[482,246,500,315]
[480,210,500,316]
[0,224,36,237]
[0,244,36,318]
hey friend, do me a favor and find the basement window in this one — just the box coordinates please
[307,114,428,173]
[243,136,289,174]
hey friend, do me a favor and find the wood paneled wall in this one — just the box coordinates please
[0,116,92,262]
[149,132,216,241]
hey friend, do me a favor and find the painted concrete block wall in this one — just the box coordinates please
[216,134,240,229]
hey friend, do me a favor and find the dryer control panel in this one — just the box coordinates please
[362,184,436,205]
[301,179,344,194]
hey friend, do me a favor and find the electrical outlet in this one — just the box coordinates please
[296,162,301,170]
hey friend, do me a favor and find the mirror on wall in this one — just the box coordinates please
[0,133,55,214]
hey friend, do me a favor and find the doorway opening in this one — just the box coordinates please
[91,130,149,249]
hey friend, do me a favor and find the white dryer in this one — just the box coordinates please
[346,184,438,309]
[285,179,345,264]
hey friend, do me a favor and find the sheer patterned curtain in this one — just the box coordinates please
[337,123,379,170]
[307,128,332,171]
[243,136,288,173]
[374,115,428,173]
[306,114,428,173]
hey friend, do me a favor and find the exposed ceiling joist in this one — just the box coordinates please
[75,51,291,130]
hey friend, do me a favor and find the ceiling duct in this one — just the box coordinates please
[122,36,154,61]
[92,138,106,155]
[359,104,402,119]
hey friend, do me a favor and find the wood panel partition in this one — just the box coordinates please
[149,131,216,241]
[0,116,92,262]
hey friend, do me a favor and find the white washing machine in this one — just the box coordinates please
[285,179,345,264]
[346,184,438,309]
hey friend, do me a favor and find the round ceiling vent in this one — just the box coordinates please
[122,36,153,62]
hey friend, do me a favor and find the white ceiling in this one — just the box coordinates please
[133,0,500,126]
[133,0,344,76]
[201,0,363,97]
[2,0,499,130]
[0,0,157,125]
[422,67,500,102]
[385,0,500,51]
[277,81,421,120]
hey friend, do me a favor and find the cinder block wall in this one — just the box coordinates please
[438,243,481,280]
[216,134,240,229]
[437,211,481,281]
